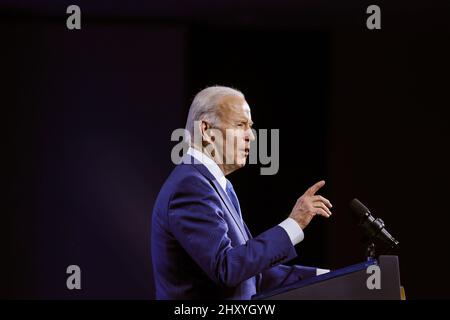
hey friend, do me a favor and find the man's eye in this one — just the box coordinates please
[237,123,244,127]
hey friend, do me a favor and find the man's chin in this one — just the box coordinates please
[236,157,247,167]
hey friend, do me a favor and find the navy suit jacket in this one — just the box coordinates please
[151,155,317,299]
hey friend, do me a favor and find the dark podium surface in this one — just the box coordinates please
[253,255,402,300]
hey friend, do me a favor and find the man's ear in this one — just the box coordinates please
[200,120,215,144]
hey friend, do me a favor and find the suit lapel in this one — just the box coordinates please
[184,155,248,241]
[243,222,253,239]
[210,179,248,241]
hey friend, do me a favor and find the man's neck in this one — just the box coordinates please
[190,145,235,176]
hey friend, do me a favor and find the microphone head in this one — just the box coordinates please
[350,198,371,221]
[349,198,400,248]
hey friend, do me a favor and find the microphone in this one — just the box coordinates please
[350,198,399,248]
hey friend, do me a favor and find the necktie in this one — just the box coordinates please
[226,180,257,295]
[225,180,243,222]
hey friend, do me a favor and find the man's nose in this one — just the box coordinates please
[245,128,256,142]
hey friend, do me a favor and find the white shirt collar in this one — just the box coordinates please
[186,147,227,191]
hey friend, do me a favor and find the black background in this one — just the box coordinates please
[2,1,450,299]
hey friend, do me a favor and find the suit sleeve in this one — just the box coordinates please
[257,264,317,293]
[167,175,298,288]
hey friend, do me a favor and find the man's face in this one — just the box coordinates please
[212,95,255,174]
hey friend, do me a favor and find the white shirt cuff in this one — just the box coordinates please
[278,218,304,246]
[316,268,330,276]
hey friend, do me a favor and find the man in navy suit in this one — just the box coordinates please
[151,86,333,299]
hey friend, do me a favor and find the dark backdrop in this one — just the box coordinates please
[3,1,449,299]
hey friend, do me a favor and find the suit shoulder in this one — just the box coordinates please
[167,164,212,191]
[155,164,214,207]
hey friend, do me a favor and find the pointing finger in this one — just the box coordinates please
[305,180,325,196]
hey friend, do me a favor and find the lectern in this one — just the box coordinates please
[253,255,402,300]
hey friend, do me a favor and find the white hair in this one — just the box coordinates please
[185,86,244,142]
